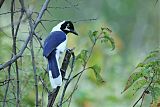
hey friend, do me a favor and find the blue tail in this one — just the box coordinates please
[47,51,62,88]
[48,51,59,78]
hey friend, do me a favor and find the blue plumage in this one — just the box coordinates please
[43,31,66,79]
[43,31,66,57]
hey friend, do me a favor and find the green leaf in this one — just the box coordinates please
[150,87,160,107]
[136,63,144,68]
[90,64,105,83]
[143,50,160,64]
[88,30,98,43]
[92,31,98,36]
[122,70,148,93]
[144,53,157,62]
[76,50,88,63]
[103,32,115,50]
[150,87,160,101]
[101,27,112,33]
[131,78,147,94]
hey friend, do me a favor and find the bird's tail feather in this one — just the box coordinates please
[48,51,62,89]
[49,70,62,88]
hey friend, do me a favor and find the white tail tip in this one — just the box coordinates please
[49,70,62,89]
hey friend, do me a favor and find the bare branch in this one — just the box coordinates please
[48,4,79,9]
[73,18,97,23]
[0,0,51,71]
[0,0,5,8]
[34,32,43,48]
[30,33,39,107]
[39,76,49,93]
[2,66,11,107]
[47,49,73,107]
[132,75,154,107]
[0,79,14,86]
[58,52,75,107]
[0,10,21,16]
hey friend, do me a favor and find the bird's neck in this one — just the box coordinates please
[51,26,62,32]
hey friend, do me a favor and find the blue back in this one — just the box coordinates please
[43,31,66,57]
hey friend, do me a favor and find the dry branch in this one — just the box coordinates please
[47,49,73,107]
[0,0,50,71]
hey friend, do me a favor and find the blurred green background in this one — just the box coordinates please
[0,0,159,107]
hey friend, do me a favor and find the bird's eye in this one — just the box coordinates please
[67,24,70,28]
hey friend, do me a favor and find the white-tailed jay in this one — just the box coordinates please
[43,21,78,89]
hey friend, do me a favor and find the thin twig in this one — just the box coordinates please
[48,4,79,9]
[29,12,39,106]
[60,31,102,106]
[58,52,75,107]
[33,32,43,48]
[0,10,21,15]
[39,76,49,93]
[2,65,11,107]
[30,35,39,107]
[0,0,51,70]
[13,0,25,106]
[73,18,97,23]
[132,75,154,107]
[0,79,14,86]
[0,0,5,8]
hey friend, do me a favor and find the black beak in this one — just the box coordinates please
[70,29,78,35]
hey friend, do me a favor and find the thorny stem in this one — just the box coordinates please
[2,66,11,107]
[28,6,39,106]
[0,0,51,70]
[1,0,50,107]
[30,36,39,107]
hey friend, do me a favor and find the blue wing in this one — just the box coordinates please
[43,31,66,58]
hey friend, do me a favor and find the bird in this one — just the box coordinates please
[43,21,78,89]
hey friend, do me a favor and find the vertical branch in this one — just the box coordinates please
[12,0,25,106]
[28,9,39,106]
[3,0,16,107]
[58,52,75,107]
[2,66,11,107]
[30,36,39,107]
[0,0,5,8]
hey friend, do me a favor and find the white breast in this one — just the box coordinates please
[57,39,67,53]
[55,38,67,72]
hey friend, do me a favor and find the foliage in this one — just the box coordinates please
[76,28,114,84]
[123,49,160,106]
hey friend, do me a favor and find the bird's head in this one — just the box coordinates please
[61,21,78,35]
[53,21,78,35]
